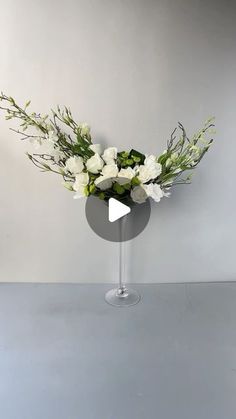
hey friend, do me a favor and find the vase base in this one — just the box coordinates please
[105,287,141,307]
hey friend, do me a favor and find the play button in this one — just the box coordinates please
[108,198,131,222]
[85,176,151,242]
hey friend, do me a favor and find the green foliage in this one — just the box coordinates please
[131,176,140,186]
[113,182,125,195]
[117,148,145,168]
[0,92,215,199]
[157,119,215,187]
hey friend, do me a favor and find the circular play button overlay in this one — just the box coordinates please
[85,177,151,242]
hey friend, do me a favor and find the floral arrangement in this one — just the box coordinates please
[0,93,215,204]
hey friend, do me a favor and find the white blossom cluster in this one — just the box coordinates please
[62,144,164,203]
[0,93,214,206]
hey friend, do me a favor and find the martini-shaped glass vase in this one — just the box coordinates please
[105,215,141,307]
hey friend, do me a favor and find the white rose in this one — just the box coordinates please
[130,185,147,204]
[144,154,157,166]
[138,161,162,183]
[94,164,118,190]
[117,167,135,184]
[79,123,90,137]
[89,143,103,155]
[137,165,153,183]
[65,156,84,175]
[86,153,104,174]
[144,183,164,202]
[101,164,118,178]
[94,176,113,190]
[73,172,89,191]
[102,147,117,164]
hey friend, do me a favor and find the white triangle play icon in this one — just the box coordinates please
[108,198,131,223]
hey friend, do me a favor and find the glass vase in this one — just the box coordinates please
[105,214,141,307]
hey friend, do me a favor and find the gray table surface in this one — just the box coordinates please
[0,282,236,419]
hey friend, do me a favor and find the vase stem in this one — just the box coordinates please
[104,213,141,306]
[118,217,126,292]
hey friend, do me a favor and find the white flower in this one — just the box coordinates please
[73,172,89,191]
[89,143,103,155]
[30,130,58,150]
[130,185,147,204]
[117,167,135,184]
[51,148,65,164]
[137,157,162,183]
[94,176,113,190]
[101,164,118,178]
[29,137,43,149]
[34,138,64,163]
[102,147,117,164]
[65,156,84,175]
[46,130,58,143]
[137,165,153,183]
[94,164,118,190]
[86,153,104,174]
[144,154,157,166]
[73,172,89,198]
[79,123,90,137]
[143,183,164,202]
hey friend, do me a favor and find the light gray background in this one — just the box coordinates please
[0,0,235,283]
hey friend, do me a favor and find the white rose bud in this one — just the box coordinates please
[101,164,118,178]
[102,147,117,164]
[137,165,153,183]
[130,185,147,204]
[79,123,90,137]
[89,144,103,155]
[65,156,84,175]
[138,159,162,183]
[86,153,104,174]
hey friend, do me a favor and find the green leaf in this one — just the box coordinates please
[63,182,74,191]
[84,185,89,197]
[113,182,125,194]
[123,183,131,190]
[89,183,96,193]
[125,159,134,166]
[131,176,140,186]
[130,149,145,164]
[119,151,129,158]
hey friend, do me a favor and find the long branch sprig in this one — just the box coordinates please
[157,117,215,187]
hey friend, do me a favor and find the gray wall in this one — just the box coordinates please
[0,0,235,283]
